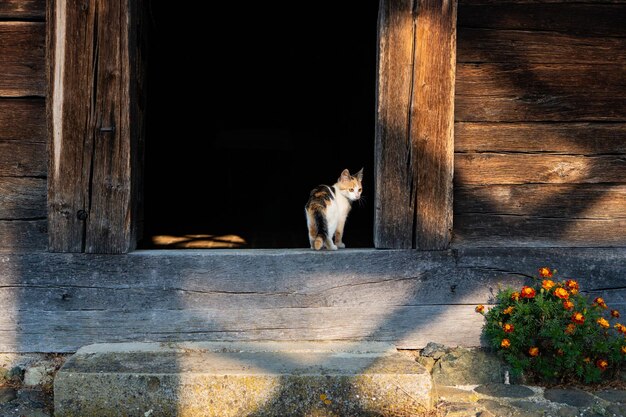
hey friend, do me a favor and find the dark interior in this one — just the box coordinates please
[141,1,378,249]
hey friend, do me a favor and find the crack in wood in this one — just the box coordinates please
[319,276,424,293]
[456,266,534,280]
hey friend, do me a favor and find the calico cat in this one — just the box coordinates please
[305,168,363,250]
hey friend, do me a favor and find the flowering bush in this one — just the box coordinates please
[476,268,626,383]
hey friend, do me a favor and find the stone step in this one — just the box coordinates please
[54,341,432,417]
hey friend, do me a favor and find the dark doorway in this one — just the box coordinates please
[142,1,378,249]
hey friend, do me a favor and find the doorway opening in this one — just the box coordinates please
[141,2,378,249]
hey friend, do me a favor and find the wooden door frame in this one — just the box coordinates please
[375,0,457,249]
[47,0,145,253]
[46,0,456,253]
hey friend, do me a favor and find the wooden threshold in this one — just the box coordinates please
[0,247,624,352]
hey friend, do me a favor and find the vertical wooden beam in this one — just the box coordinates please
[375,0,456,249]
[48,0,143,253]
[47,0,95,252]
[412,0,456,249]
[83,0,133,253]
[375,0,416,249]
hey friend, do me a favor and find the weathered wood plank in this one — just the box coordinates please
[375,0,415,248]
[83,0,136,253]
[455,184,626,219]
[0,0,45,19]
[0,177,46,218]
[0,99,46,142]
[0,305,486,352]
[458,28,626,64]
[412,0,457,250]
[455,154,626,184]
[0,220,46,250]
[456,64,626,98]
[48,0,142,253]
[455,64,626,122]
[0,142,46,176]
[458,3,626,37]
[455,122,626,154]
[454,215,626,247]
[47,0,94,252]
[0,22,45,97]
[0,248,624,352]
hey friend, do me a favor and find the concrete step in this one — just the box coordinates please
[54,341,432,417]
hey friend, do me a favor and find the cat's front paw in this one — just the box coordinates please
[337,242,346,249]
[327,243,338,251]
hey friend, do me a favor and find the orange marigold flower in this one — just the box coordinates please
[597,317,610,329]
[542,279,555,291]
[596,359,608,371]
[612,310,620,318]
[554,287,569,300]
[503,306,514,315]
[565,279,579,295]
[615,323,626,335]
[563,300,574,310]
[521,286,536,299]
[539,267,553,278]
[621,346,626,355]
[571,312,585,324]
[475,305,485,313]
[557,349,564,356]
[528,347,539,357]
[594,297,608,309]
[501,339,511,349]
[565,323,577,335]
[583,357,591,363]
[511,292,520,301]
[503,323,515,333]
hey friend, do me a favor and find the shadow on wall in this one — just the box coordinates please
[453,4,626,246]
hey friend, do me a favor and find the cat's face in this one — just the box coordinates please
[337,168,363,201]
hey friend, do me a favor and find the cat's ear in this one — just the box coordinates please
[355,168,364,181]
[339,169,351,182]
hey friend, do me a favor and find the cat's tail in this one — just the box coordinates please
[312,210,327,250]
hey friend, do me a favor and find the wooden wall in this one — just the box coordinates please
[453,0,626,247]
[0,0,47,251]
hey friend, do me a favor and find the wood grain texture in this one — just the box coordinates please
[0,0,45,19]
[455,154,626,185]
[83,0,135,253]
[455,122,626,154]
[0,177,46,219]
[455,64,626,122]
[455,184,626,219]
[0,220,46,251]
[0,142,46,176]
[0,99,46,142]
[376,0,457,249]
[412,0,457,250]
[375,0,415,248]
[0,248,624,352]
[453,215,626,247]
[458,3,626,37]
[47,0,94,252]
[0,22,45,97]
[48,0,142,253]
[458,28,626,64]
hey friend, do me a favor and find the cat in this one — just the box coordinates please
[305,168,363,250]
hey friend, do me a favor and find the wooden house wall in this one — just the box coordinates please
[453,0,626,247]
[2,0,625,252]
[0,0,47,251]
